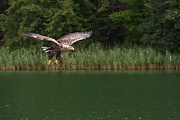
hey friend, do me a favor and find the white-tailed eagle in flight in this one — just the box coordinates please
[22,31,92,65]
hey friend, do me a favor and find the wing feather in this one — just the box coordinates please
[57,31,92,45]
[22,33,61,46]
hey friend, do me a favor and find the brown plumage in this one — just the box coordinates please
[22,31,92,65]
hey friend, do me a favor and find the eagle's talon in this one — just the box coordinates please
[48,60,51,65]
[54,60,58,65]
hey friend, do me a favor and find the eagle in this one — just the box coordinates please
[22,31,92,65]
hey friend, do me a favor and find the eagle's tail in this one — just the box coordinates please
[41,47,52,53]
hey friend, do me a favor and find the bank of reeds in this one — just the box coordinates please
[0,45,179,70]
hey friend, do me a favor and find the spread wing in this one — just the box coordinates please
[22,33,61,46]
[57,31,92,45]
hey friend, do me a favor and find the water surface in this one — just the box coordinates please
[0,70,180,120]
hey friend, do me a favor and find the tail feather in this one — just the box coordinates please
[41,47,52,53]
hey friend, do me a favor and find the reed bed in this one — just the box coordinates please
[0,45,179,70]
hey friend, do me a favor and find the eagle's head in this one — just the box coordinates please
[61,44,74,51]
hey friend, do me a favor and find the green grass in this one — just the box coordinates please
[0,45,179,70]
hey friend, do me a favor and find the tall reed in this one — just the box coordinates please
[0,45,179,70]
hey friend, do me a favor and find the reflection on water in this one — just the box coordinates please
[0,70,180,120]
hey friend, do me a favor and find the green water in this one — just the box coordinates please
[0,70,180,120]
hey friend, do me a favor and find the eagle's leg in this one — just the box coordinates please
[54,51,61,65]
[48,52,56,65]
[48,60,51,65]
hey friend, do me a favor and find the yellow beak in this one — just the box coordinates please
[71,47,74,50]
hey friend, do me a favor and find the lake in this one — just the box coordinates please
[0,70,180,120]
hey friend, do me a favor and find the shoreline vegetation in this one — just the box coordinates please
[0,45,179,70]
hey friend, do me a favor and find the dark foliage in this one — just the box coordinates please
[0,0,179,53]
